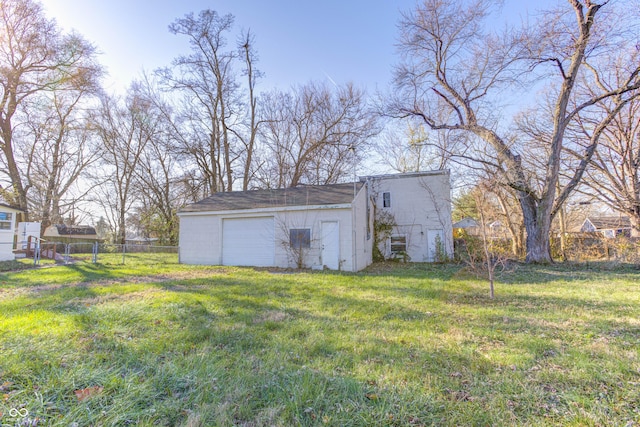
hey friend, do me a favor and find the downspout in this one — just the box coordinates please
[352,189,357,272]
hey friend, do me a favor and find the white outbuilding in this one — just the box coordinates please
[178,171,453,271]
[0,203,23,262]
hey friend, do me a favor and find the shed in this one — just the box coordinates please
[43,224,100,243]
[178,171,453,271]
[0,203,23,261]
[179,182,371,271]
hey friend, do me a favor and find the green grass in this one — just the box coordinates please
[0,261,639,426]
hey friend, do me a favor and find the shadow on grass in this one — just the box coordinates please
[2,263,639,425]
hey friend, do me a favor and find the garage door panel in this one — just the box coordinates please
[222,217,274,267]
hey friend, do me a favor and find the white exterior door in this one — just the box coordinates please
[427,229,445,262]
[321,221,340,270]
[222,217,275,267]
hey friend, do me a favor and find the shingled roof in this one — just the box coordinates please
[44,224,98,237]
[585,216,631,230]
[181,182,363,213]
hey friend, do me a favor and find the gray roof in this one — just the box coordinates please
[453,217,479,228]
[181,182,363,213]
[584,216,631,230]
[45,224,98,236]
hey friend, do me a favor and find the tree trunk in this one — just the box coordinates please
[630,214,640,238]
[521,194,553,263]
[0,120,29,217]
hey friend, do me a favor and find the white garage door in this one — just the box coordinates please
[222,217,275,267]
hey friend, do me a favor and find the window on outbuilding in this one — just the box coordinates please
[383,192,391,208]
[289,228,311,249]
[0,212,12,230]
[390,235,407,254]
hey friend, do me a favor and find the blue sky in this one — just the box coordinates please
[39,1,553,94]
[40,0,422,93]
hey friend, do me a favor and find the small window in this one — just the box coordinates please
[290,228,311,249]
[383,192,391,208]
[0,212,12,230]
[390,235,407,254]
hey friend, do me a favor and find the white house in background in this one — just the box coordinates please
[580,216,632,238]
[0,203,23,261]
[178,170,453,271]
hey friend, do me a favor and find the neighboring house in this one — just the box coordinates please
[452,217,479,236]
[178,170,453,271]
[580,216,632,238]
[0,203,22,261]
[43,224,100,243]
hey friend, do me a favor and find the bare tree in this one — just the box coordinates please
[257,81,379,188]
[390,0,640,263]
[473,182,506,299]
[21,90,100,231]
[374,122,457,173]
[578,97,640,235]
[157,10,261,193]
[91,86,159,244]
[132,88,186,244]
[0,0,102,215]
[454,174,524,258]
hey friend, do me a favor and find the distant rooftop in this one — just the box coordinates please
[585,216,631,230]
[44,224,98,237]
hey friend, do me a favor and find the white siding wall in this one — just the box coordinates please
[179,204,364,271]
[273,207,355,271]
[178,173,451,270]
[371,172,453,262]
[352,182,373,271]
[178,214,221,265]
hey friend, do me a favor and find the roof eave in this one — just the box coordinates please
[178,202,354,216]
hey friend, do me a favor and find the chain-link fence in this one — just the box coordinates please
[29,241,179,265]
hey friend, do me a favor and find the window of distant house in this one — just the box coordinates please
[0,212,12,230]
[390,235,407,254]
[383,192,391,208]
[289,228,311,249]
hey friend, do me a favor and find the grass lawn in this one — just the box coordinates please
[0,259,639,426]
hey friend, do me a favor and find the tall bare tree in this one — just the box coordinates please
[127,78,187,245]
[92,86,160,244]
[0,0,102,215]
[390,0,640,262]
[578,97,640,235]
[257,82,379,188]
[157,10,261,193]
[374,122,460,173]
[22,90,100,231]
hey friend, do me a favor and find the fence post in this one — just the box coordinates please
[122,243,126,265]
[92,241,98,263]
[34,238,41,266]
[64,243,71,264]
